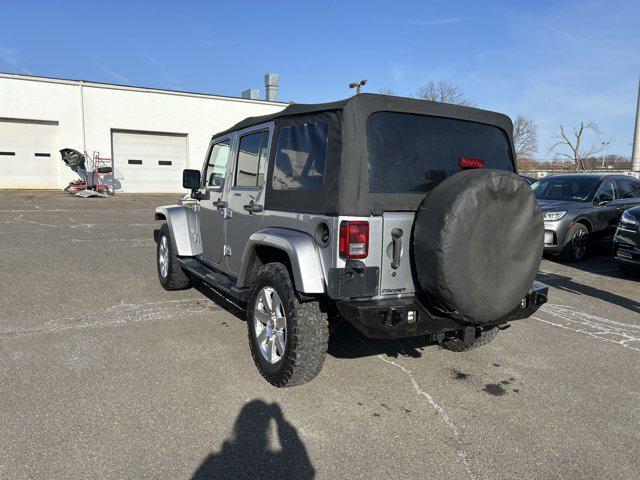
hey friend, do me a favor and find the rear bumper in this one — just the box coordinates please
[335,282,549,339]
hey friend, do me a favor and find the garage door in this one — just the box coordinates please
[112,131,187,193]
[0,119,60,189]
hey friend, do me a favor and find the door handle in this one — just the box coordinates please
[243,201,263,214]
[212,199,227,209]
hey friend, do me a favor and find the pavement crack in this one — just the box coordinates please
[377,355,476,480]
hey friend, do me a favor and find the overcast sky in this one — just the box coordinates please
[1,0,639,157]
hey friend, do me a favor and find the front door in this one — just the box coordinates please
[200,138,232,265]
[225,127,271,274]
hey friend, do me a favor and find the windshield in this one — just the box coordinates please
[531,177,599,201]
[367,112,514,193]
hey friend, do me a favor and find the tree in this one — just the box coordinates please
[512,116,539,159]
[415,80,475,107]
[549,122,600,171]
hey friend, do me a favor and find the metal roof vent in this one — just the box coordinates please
[265,73,279,102]
[242,88,259,100]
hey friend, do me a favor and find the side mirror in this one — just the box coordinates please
[596,193,613,205]
[182,169,201,190]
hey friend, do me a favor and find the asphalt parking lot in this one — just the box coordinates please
[1,191,639,480]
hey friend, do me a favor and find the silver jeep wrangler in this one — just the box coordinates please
[155,94,548,387]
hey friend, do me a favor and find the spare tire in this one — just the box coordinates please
[412,169,543,323]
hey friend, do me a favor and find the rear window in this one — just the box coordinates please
[367,112,514,193]
[272,121,328,191]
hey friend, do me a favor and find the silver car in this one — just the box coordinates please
[154,94,548,387]
[533,174,640,262]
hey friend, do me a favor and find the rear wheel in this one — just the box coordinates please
[560,223,589,262]
[157,223,191,290]
[247,263,329,387]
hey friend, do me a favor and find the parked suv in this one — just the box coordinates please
[613,205,640,275]
[532,174,640,262]
[155,94,548,387]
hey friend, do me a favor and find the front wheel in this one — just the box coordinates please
[157,223,191,290]
[560,223,589,262]
[247,263,329,387]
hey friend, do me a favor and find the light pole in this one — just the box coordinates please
[349,80,367,95]
[601,141,610,168]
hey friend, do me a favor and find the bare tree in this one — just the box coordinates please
[415,80,475,107]
[512,116,539,159]
[548,122,600,171]
[378,88,397,96]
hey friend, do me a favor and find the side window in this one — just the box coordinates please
[618,179,640,199]
[204,140,230,189]
[272,121,328,191]
[235,131,269,187]
[597,181,616,201]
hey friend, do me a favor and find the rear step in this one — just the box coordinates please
[177,257,249,303]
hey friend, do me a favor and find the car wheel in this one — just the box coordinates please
[441,327,500,352]
[157,223,191,290]
[247,262,329,387]
[560,223,589,262]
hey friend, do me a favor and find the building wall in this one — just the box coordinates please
[0,74,286,190]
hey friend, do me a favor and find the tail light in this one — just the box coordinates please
[339,221,369,259]
[459,157,485,169]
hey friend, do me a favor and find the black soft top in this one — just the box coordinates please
[213,94,516,216]
[214,94,512,139]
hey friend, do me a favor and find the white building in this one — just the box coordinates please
[0,72,286,192]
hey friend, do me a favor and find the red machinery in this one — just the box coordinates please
[61,149,114,195]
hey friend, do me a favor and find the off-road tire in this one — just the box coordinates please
[560,223,589,263]
[247,262,329,387]
[442,327,500,352]
[157,223,191,290]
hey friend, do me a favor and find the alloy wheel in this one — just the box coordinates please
[159,235,169,278]
[254,286,287,364]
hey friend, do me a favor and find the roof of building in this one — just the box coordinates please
[0,71,288,106]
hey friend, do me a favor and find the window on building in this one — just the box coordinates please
[235,131,269,188]
[205,140,231,189]
[271,121,328,191]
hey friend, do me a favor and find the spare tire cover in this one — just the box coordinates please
[413,169,543,323]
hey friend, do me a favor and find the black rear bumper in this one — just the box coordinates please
[335,282,548,339]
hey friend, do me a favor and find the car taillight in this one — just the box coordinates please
[339,221,369,259]
[459,157,485,169]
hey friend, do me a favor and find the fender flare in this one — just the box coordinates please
[154,205,202,256]
[238,228,325,294]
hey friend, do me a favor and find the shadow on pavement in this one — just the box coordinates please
[540,248,640,314]
[328,322,434,360]
[192,400,315,480]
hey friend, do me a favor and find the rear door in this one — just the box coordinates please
[617,178,640,209]
[225,125,272,274]
[200,137,232,266]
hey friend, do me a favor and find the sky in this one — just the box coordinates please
[1,0,639,157]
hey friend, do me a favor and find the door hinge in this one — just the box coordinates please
[223,245,232,256]
[192,203,200,213]
[222,208,232,219]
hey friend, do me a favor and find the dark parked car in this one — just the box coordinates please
[520,174,537,185]
[613,205,640,275]
[532,174,640,262]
